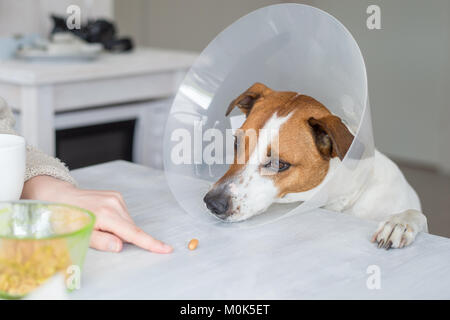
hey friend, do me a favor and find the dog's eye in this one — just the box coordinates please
[264,159,291,172]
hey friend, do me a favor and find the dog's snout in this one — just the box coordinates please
[203,191,230,217]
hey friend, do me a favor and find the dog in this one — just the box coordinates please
[203,83,428,249]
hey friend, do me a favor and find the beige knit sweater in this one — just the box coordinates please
[0,97,76,185]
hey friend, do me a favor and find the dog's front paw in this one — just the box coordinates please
[370,210,427,250]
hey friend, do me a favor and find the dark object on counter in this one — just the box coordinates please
[50,15,133,52]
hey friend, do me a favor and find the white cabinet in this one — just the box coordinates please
[14,97,173,169]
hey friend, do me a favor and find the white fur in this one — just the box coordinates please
[372,209,428,249]
[278,148,428,248]
[350,150,427,248]
[225,112,293,221]
[213,110,428,249]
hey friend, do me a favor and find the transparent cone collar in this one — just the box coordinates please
[163,4,374,228]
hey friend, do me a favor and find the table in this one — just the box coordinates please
[0,48,197,155]
[70,160,450,299]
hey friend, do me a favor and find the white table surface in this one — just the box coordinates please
[70,160,450,299]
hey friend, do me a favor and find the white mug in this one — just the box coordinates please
[0,134,26,201]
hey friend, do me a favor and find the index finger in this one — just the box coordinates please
[99,215,173,254]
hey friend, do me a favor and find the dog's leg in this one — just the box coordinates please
[371,209,428,249]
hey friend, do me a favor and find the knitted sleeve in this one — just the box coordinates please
[0,97,76,185]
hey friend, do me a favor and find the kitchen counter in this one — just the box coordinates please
[0,48,197,156]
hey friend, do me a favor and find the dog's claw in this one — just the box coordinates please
[372,211,424,250]
[385,241,393,250]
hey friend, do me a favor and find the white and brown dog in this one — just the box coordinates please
[203,83,428,249]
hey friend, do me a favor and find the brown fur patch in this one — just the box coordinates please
[220,83,354,198]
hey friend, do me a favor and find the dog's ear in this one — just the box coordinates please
[225,83,271,117]
[308,115,354,161]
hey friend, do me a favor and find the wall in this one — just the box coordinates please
[114,0,280,51]
[300,0,450,173]
[0,0,113,37]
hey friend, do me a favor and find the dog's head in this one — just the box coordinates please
[203,83,354,221]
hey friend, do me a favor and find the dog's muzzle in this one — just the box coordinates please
[203,190,231,219]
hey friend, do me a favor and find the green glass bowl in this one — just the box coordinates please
[0,201,95,299]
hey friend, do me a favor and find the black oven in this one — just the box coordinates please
[56,119,136,170]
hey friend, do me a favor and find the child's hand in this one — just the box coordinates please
[21,176,173,253]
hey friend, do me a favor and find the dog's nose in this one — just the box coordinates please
[203,192,230,217]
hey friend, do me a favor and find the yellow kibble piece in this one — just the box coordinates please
[188,239,199,250]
